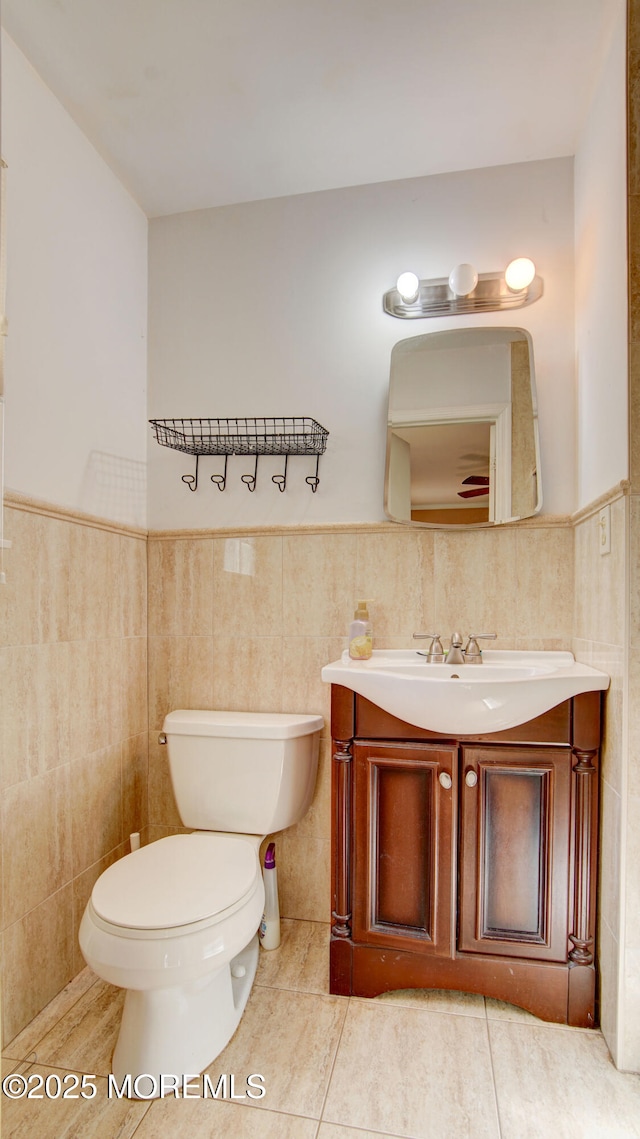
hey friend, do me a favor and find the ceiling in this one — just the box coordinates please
[1,0,621,219]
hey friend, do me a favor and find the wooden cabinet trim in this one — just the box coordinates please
[332,684,355,740]
[355,694,575,746]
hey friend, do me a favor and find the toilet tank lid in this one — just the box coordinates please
[163,709,324,739]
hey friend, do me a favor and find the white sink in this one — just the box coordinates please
[321,649,609,735]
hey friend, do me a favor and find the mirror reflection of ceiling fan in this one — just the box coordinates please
[458,475,490,499]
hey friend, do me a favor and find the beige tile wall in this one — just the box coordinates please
[2,505,606,1052]
[572,493,627,1055]
[147,521,575,923]
[0,502,148,1045]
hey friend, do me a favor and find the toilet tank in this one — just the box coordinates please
[162,710,323,834]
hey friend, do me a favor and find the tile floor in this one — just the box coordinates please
[2,919,640,1138]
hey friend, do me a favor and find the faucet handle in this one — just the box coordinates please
[413,632,446,663]
[465,633,497,662]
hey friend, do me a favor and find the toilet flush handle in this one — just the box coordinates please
[158,733,167,745]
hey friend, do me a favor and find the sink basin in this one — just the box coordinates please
[321,649,609,735]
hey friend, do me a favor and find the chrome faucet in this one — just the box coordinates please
[413,631,465,663]
[463,632,497,663]
[412,632,445,662]
[445,631,465,665]
[414,631,496,664]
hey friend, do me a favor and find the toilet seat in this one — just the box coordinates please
[91,833,260,933]
[80,834,264,987]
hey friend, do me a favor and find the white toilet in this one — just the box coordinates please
[79,709,322,1091]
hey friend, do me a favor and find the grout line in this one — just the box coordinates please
[313,1113,406,1139]
[2,1051,37,1073]
[314,993,351,1131]
[120,1101,155,1138]
[5,1057,98,1078]
[1,972,103,1065]
[347,991,489,1020]
[484,1010,602,1035]
[485,1006,505,1139]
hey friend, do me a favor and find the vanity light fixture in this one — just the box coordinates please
[448,262,478,297]
[504,257,536,291]
[384,258,543,319]
[396,271,420,303]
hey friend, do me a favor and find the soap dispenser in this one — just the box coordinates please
[349,600,373,660]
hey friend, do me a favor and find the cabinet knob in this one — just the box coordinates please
[439,771,452,790]
[465,770,478,787]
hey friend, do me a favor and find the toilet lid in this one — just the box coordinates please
[91,834,259,930]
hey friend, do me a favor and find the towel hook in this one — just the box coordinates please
[272,455,288,492]
[241,455,259,492]
[305,455,321,493]
[182,455,199,492]
[210,455,228,492]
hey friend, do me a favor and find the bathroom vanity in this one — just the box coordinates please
[328,683,602,1027]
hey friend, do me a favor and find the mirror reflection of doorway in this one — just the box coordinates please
[399,420,493,524]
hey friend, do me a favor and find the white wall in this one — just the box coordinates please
[1,26,591,534]
[574,2,628,507]
[1,33,148,527]
[148,158,575,530]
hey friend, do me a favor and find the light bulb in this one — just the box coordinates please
[448,263,478,297]
[505,257,535,291]
[396,271,420,303]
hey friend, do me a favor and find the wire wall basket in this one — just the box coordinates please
[149,417,329,492]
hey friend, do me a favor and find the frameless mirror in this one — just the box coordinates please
[384,327,542,527]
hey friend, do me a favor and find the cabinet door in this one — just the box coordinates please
[458,746,571,962]
[352,742,457,957]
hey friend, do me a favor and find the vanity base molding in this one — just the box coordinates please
[331,944,595,1028]
[329,685,601,1029]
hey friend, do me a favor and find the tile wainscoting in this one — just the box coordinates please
[0,497,148,1044]
[570,482,640,1072]
[146,519,576,929]
[3,491,633,1072]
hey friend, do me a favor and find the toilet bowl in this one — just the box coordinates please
[79,709,322,1092]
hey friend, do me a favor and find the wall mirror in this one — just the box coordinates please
[384,327,542,527]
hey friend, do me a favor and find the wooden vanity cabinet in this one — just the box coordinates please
[352,741,457,958]
[330,685,601,1028]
